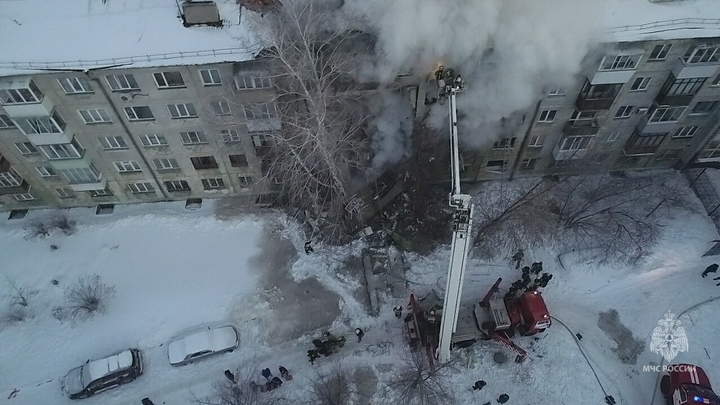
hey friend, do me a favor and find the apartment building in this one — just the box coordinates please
[0,1,279,211]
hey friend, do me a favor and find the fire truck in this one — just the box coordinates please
[660,364,720,405]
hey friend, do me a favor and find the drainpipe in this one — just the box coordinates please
[84,70,170,200]
[508,100,542,181]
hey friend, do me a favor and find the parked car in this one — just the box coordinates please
[167,324,239,366]
[62,348,143,400]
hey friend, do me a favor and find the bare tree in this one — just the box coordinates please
[5,276,28,307]
[55,275,115,322]
[387,349,457,405]
[306,361,357,405]
[192,361,287,405]
[51,214,77,235]
[253,0,375,242]
[24,220,51,240]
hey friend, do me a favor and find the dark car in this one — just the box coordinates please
[62,349,143,399]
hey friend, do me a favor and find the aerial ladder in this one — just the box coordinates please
[434,67,475,363]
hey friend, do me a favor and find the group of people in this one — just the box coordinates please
[223,366,292,394]
[472,380,510,404]
[307,332,347,364]
[505,261,553,299]
[701,263,720,286]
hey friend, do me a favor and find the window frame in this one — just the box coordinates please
[15,142,37,155]
[153,71,186,89]
[648,44,672,61]
[519,158,537,170]
[648,106,686,123]
[243,103,277,120]
[17,110,66,135]
[113,161,142,173]
[58,77,93,94]
[35,166,56,177]
[100,136,128,150]
[152,158,180,170]
[238,175,253,188]
[0,81,43,104]
[199,69,222,86]
[140,134,167,147]
[559,135,594,151]
[229,154,248,167]
[0,114,16,129]
[127,182,155,194]
[105,74,140,91]
[234,74,272,90]
[56,187,75,198]
[690,101,719,115]
[167,103,197,119]
[615,105,634,119]
[124,106,154,121]
[630,77,652,91]
[222,129,241,143]
[190,156,219,170]
[672,126,699,138]
[164,180,191,192]
[40,139,84,160]
[527,135,544,148]
[78,108,112,124]
[201,178,226,190]
[211,100,231,116]
[599,54,641,71]
[179,131,207,145]
[538,110,557,123]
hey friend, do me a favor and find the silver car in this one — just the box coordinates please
[62,349,143,399]
[167,324,239,366]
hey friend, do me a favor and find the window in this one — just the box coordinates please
[662,75,706,96]
[630,77,651,91]
[627,132,666,151]
[190,156,219,170]
[15,142,37,155]
[179,131,207,145]
[0,169,22,187]
[36,166,56,177]
[0,115,16,129]
[0,81,42,104]
[712,72,720,86]
[683,45,720,64]
[528,135,544,147]
[600,54,641,71]
[229,154,248,167]
[113,161,142,173]
[244,103,277,120]
[167,103,197,119]
[100,136,128,150]
[672,126,699,138]
[251,134,274,149]
[140,134,167,147]
[569,110,597,123]
[656,149,682,160]
[648,106,685,123]
[615,106,634,119]
[40,139,84,160]
[519,158,537,170]
[559,135,593,151]
[486,160,505,168]
[58,77,92,94]
[690,101,719,115]
[153,71,185,88]
[649,44,672,60]
[202,178,225,189]
[211,100,231,115]
[17,110,66,135]
[79,108,111,124]
[200,69,222,86]
[106,74,139,91]
[238,176,253,188]
[124,106,154,121]
[220,129,240,143]
[492,137,516,149]
[235,74,272,89]
[607,131,620,142]
[538,110,557,123]
[547,87,565,96]
[700,137,720,159]
[580,81,622,100]
[56,188,75,198]
[128,182,155,194]
[59,166,100,184]
[14,192,35,201]
[164,180,190,192]
[152,158,179,170]
[88,188,113,197]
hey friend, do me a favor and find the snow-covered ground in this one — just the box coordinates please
[1,190,719,405]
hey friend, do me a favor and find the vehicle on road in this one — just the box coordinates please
[62,348,143,400]
[167,324,239,366]
[660,364,719,405]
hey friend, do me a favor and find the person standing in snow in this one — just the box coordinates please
[472,380,487,391]
[354,328,364,343]
[702,263,719,277]
[304,241,314,254]
[224,370,236,384]
[498,393,510,403]
[261,368,272,381]
[393,306,403,319]
[511,249,524,269]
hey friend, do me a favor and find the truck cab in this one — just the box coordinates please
[661,364,720,405]
[514,290,551,335]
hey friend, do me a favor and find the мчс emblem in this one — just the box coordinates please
[650,312,688,362]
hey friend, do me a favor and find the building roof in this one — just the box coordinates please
[0,0,262,77]
[604,0,720,43]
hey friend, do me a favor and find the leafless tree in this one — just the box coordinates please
[51,214,77,235]
[191,361,287,405]
[24,220,51,240]
[386,349,457,405]
[56,275,115,322]
[306,361,358,405]
[252,0,376,242]
[4,276,29,307]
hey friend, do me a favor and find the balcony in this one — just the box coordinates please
[552,145,588,161]
[671,58,720,80]
[575,96,614,111]
[25,130,74,146]
[70,177,107,192]
[590,70,636,85]
[48,155,91,171]
[2,96,54,119]
[563,120,600,136]
[0,180,30,196]
[635,116,678,134]
[622,145,659,156]
[654,92,694,106]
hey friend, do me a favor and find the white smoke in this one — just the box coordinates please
[367,91,414,169]
[344,0,605,150]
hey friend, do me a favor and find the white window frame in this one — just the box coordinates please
[238,176,253,188]
[0,170,22,187]
[672,126,699,138]
[167,103,197,119]
[615,106,634,119]
[124,106,154,121]
[40,139,84,160]
[648,44,672,61]
[105,74,140,91]
[58,77,92,94]
[251,134,274,148]
[244,103,277,120]
[229,154,248,167]
[128,182,155,194]
[600,54,642,71]
[56,188,74,198]
[538,110,557,123]
[179,131,207,145]
[211,100,231,116]
[35,166,56,177]
[235,74,272,90]
[607,131,620,142]
[648,106,685,123]
[140,134,167,147]
[712,72,720,87]
[153,71,185,89]
[0,114,15,129]
[164,180,190,191]
[683,45,720,64]
[100,136,128,150]
[547,87,565,96]
[88,188,113,197]
[113,161,142,173]
[202,178,225,189]
[59,166,100,184]
[199,69,222,86]
[152,158,179,170]
[17,110,65,135]
[519,158,537,170]
[15,142,37,155]
[630,77,652,91]
[559,135,593,151]
[690,101,719,115]
[570,110,598,122]
[78,108,112,124]
[14,192,35,201]
[527,135,544,147]
[222,129,241,143]
[0,81,42,104]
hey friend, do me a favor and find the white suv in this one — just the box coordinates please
[62,349,143,400]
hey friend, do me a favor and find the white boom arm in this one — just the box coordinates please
[435,68,474,363]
